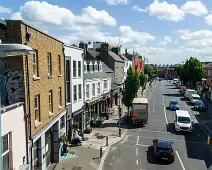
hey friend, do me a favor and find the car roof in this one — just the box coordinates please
[176,110,190,117]
[157,140,171,148]
[186,89,196,92]
[191,94,200,97]
[170,100,178,103]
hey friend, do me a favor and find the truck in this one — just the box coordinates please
[131,98,148,125]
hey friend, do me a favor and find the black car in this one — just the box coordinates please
[194,100,207,111]
[152,139,175,163]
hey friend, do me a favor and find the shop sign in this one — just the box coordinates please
[87,98,100,106]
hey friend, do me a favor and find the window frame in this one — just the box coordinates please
[73,85,77,102]
[2,133,10,170]
[58,55,61,75]
[47,53,52,76]
[49,90,53,113]
[73,60,77,78]
[78,61,81,77]
[35,95,40,121]
[86,84,89,99]
[104,80,108,90]
[78,84,82,100]
[97,82,101,94]
[32,50,39,77]
[92,83,95,96]
[66,60,71,103]
[58,87,62,107]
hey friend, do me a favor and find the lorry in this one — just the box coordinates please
[131,98,148,125]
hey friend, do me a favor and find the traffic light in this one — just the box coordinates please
[119,107,122,116]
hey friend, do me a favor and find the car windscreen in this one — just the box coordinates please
[171,101,178,105]
[193,97,200,99]
[157,147,172,153]
[178,116,191,124]
[195,101,204,106]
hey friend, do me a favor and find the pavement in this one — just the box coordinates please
[47,105,128,170]
[102,80,212,170]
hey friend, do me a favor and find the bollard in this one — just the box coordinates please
[207,136,211,145]
[106,136,108,146]
[100,147,103,158]
[119,128,121,137]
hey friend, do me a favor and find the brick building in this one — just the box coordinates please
[0,20,66,170]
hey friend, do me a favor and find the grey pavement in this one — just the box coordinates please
[103,80,212,170]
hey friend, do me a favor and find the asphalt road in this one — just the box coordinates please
[103,80,212,170]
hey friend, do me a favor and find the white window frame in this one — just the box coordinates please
[97,82,101,94]
[33,50,38,77]
[104,80,108,90]
[73,61,77,78]
[47,53,52,76]
[92,83,95,97]
[74,85,77,102]
[86,84,89,99]
[78,61,81,77]
[78,84,82,100]
[49,90,53,113]
[35,95,40,121]
[2,133,10,170]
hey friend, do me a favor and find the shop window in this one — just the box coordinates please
[2,133,10,170]
[60,116,65,130]
[34,140,40,170]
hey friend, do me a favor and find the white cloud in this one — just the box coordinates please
[205,14,212,25]
[10,1,116,28]
[132,5,147,12]
[181,1,208,16]
[0,6,12,14]
[158,36,172,46]
[134,0,208,22]
[106,0,129,5]
[59,25,155,47]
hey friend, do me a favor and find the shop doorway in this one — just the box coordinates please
[45,129,52,168]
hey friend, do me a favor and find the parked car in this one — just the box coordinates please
[169,100,180,110]
[194,100,207,111]
[152,139,175,163]
[180,86,186,94]
[189,94,200,105]
[184,89,197,100]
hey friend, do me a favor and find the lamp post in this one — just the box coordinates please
[0,43,34,169]
[118,88,122,137]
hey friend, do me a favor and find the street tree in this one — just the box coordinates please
[178,57,205,87]
[122,66,139,111]
[139,72,147,92]
[144,65,157,78]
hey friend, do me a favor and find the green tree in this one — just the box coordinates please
[178,57,205,87]
[122,66,139,111]
[139,73,147,92]
[144,65,157,78]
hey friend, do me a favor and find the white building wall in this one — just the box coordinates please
[64,46,84,113]
[123,60,132,82]
[2,104,26,170]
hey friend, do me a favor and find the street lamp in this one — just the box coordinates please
[0,43,34,169]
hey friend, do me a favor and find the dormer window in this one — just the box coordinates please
[84,61,87,72]
[94,61,98,72]
[89,61,93,72]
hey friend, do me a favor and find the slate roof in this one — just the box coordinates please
[102,62,113,73]
[109,51,124,62]
[84,72,109,80]
[87,49,99,58]
[205,62,212,68]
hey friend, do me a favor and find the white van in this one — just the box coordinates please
[189,94,200,104]
[184,89,197,100]
[173,78,178,84]
[174,110,193,132]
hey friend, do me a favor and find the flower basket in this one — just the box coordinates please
[84,127,92,134]
[72,122,79,130]
[59,135,68,144]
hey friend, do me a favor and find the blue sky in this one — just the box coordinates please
[1,0,212,64]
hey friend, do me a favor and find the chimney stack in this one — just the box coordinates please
[125,48,127,55]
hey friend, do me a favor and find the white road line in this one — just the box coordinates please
[153,106,155,112]
[136,147,138,156]
[130,129,171,134]
[113,146,118,151]
[136,144,150,147]
[111,146,115,150]
[136,136,139,144]
[176,151,186,170]
[136,159,138,165]
[164,106,168,124]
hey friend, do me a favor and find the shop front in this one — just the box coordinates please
[72,107,84,131]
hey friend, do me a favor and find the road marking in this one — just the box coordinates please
[136,144,150,147]
[164,106,168,124]
[136,129,171,134]
[163,96,164,99]
[136,136,139,144]
[136,159,138,165]
[136,147,138,156]
[153,106,155,112]
[111,145,118,151]
[176,151,186,170]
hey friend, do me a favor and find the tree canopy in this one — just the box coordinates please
[178,57,205,87]
[139,72,147,91]
[122,66,140,109]
[144,65,157,78]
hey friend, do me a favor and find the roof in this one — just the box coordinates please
[109,51,124,62]
[120,55,128,61]
[157,140,171,148]
[84,72,109,79]
[132,98,148,104]
[176,110,190,117]
[191,94,200,97]
[87,49,99,58]
[204,62,212,68]
[102,62,114,73]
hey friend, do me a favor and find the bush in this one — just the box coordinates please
[72,122,79,130]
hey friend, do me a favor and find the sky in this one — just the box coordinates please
[1,0,212,64]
